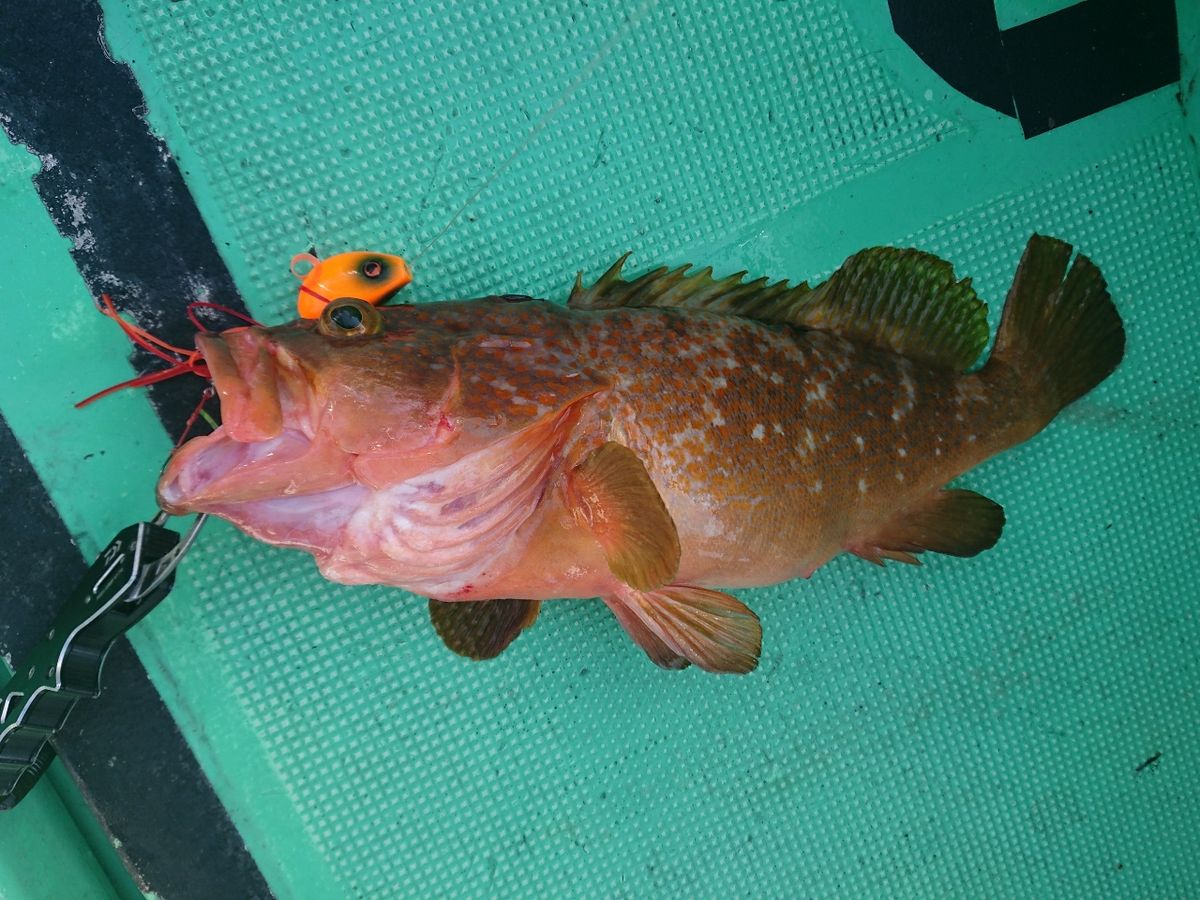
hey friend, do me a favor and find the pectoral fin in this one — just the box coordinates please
[428,598,541,660]
[851,489,1005,565]
[568,442,681,591]
[605,585,762,674]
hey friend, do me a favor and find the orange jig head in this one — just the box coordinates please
[291,251,412,319]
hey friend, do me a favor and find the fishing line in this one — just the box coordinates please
[411,0,661,263]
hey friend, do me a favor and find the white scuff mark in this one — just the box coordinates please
[73,228,96,251]
[751,424,765,440]
[96,18,117,64]
[62,190,89,228]
[185,272,216,302]
[51,304,91,341]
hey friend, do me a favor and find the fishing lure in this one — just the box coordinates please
[290,251,412,319]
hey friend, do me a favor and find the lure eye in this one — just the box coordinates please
[318,298,383,337]
[361,258,384,279]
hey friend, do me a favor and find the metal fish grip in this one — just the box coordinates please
[0,513,205,809]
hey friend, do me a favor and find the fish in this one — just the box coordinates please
[157,235,1125,674]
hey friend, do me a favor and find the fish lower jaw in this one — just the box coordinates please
[157,426,353,511]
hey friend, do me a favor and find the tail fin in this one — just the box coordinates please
[987,235,1125,433]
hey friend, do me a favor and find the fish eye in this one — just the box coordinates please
[318,298,383,337]
[360,258,385,279]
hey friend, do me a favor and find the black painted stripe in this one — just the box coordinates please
[0,415,270,898]
[0,1,272,896]
[888,0,1181,138]
[0,0,250,438]
[1003,0,1180,137]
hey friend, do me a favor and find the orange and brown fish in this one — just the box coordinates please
[157,235,1124,674]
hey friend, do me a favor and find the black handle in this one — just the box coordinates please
[0,520,181,809]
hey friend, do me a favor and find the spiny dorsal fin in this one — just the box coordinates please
[569,253,813,323]
[570,247,990,372]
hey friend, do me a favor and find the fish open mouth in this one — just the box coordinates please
[157,328,354,514]
[157,426,353,508]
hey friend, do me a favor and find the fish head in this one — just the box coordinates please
[156,297,602,554]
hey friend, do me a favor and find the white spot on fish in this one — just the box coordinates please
[934,447,942,457]
[773,423,785,435]
[858,478,868,494]
[895,471,905,482]
[891,408,903,422]
[810,479,823,493]
[967,434,977,443]
[710,376,727,389]
[711,413,726,427]
[854,435,865,453]
[805,429,817,452]
[752,424,765,441]
[897,447,907,457]
[770,372,785,385]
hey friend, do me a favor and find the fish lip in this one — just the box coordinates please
[198,329,284,443]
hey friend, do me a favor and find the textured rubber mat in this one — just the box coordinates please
[3,0,1196,896]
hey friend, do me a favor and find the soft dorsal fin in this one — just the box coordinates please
[570,247,990,372]
[798,247,990,371]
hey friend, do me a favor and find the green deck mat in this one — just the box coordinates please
[2,0,1197,895]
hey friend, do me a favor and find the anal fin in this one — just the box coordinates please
[852,489,1005,565]
[428,598,541,660]
[605,585,761,674]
